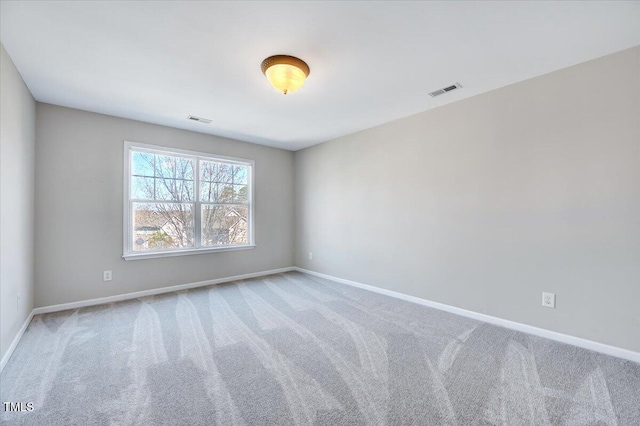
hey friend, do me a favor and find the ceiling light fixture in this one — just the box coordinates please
[261,55,310,95]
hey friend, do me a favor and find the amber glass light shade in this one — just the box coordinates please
[261,55,310,95]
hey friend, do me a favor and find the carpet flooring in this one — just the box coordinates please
[1,271,639,425]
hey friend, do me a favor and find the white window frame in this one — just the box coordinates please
[123,141,255,261]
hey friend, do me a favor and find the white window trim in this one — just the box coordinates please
[122,141,255,261]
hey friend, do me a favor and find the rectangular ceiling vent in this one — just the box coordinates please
[187,115,212,124]
[428,83,462,98]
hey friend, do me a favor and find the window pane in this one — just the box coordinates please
[132,176,154,200]
[232,165,248,184]
[155,177,194,202]
[132,152,155,177]
[200,173,247,203]
[217,184,234,203]
[200,161,216,182]
[201,160,234,185]
[217,163,233,184]
[201,205,248,246]
[132,203,194,251]
[201,183,243,203]
[234,184,248,202]
[155,155,194,180]
[200,181,213,202]
[176,157,195,180]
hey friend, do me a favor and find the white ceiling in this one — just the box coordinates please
[1,1,639,151]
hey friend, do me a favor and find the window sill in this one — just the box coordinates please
[123,244,256,261]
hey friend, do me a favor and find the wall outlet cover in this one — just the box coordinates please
[542,292,556,308]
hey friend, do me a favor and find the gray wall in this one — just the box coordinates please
[35,104,294,307]
[1,44,36,360]
[295,47,640,352]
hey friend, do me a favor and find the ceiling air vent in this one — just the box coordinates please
[428,83,462,98]
[187,115,212,124]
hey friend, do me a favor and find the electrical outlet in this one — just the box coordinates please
[103,270,112,281]
[542,292,555,308]
[308,252,313,260]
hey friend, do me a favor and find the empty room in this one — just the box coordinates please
[1,1,639,425]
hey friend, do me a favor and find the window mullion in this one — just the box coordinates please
[153,155,156,199]
[194,158,201,248]
[128,150,134,255]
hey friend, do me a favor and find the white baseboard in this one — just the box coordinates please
[0,310,35,372]
[294,267,640,364]
[33,267,296,315]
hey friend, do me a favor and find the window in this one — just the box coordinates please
[123,142,254,260]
